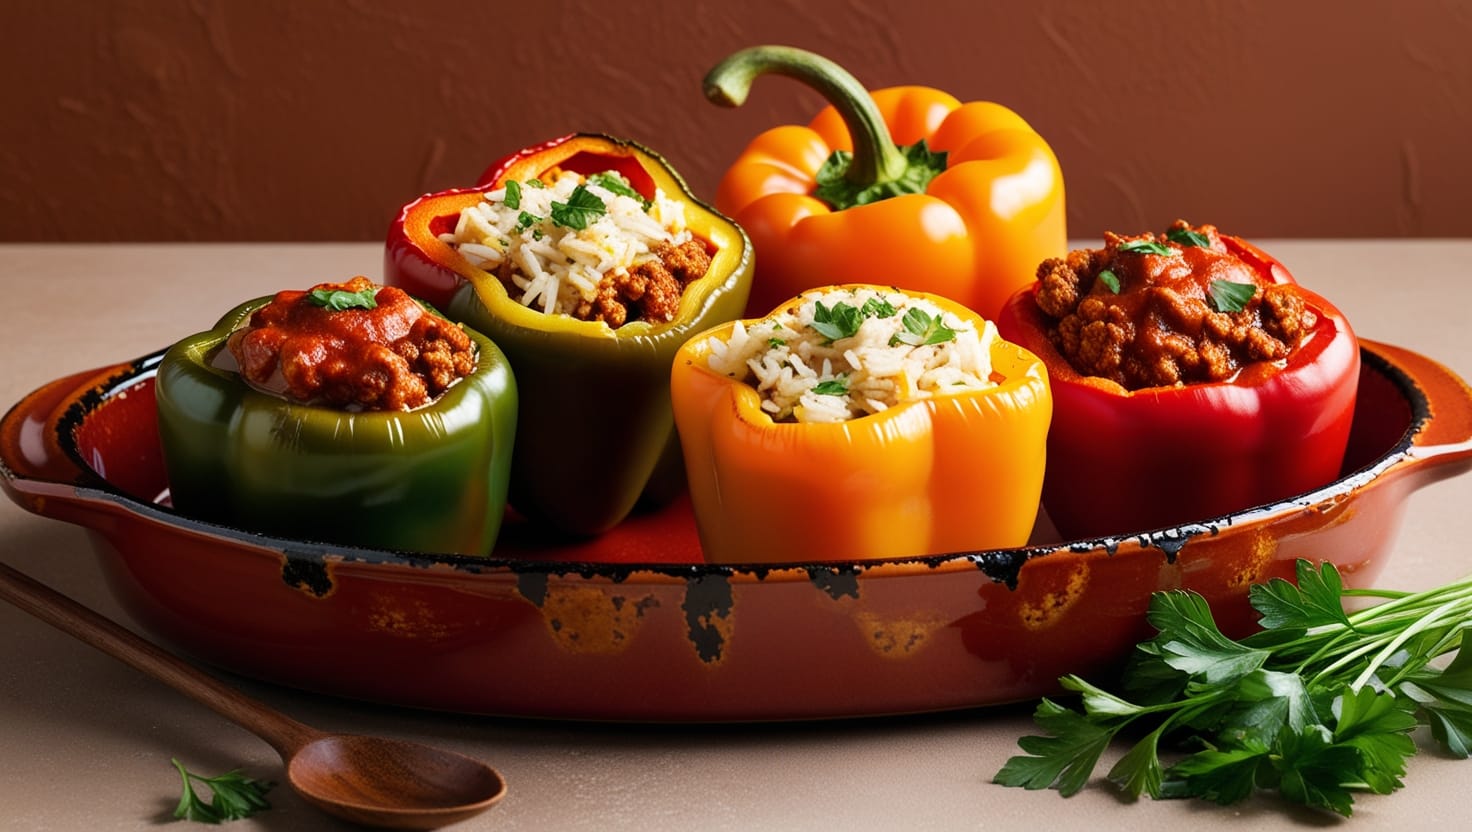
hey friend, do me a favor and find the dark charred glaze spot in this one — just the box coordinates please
[806,565,859,600]
[967,549,1031,589]
[683,572,732,663]
[514,570,549,606]
[282,552,331,597]
[1137,526,1208,562]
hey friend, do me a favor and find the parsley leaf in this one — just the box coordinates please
[810,301,864,342]
[1166,227,1212,248]
[587,171,648,207]
[812,378,848,396]
[994,697,1119,795]
[1097,269,1121,294]
[503,179,521,210]
[813,139,947,210]
[171,758,273,823]
[996,559,1472,816]
[549,185,607,230]
[516,211,541,232]
[1117,239,1177,256]
[307,287,377,311]
[1208,279,1257,313]
[890,307,957,347]
[860,296,898,319]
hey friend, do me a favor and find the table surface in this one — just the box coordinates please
[2,241,1470,831]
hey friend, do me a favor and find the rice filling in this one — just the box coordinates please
[704,287,998,423]
[440,169,710,327]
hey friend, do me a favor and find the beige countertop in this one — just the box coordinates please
[2,241,1471,831]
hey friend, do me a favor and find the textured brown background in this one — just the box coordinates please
[3,0,1469,242]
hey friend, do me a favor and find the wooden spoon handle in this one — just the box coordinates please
[0,560,318,756]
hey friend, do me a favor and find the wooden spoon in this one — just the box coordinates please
[0,561,506,830]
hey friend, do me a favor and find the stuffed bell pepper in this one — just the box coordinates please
[704,45,1066,321]
[995,221,1360,540]
[384,134,753,536]
[156,277,517,555]
[672,284,1052,564]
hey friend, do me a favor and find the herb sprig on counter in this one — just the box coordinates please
[995,560,1472,816]
[170,758,274,824]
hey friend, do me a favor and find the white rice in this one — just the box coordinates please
[439,169,692,316]
[704,287,998,423]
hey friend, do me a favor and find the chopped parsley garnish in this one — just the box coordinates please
[861,297,898,319]
[1097,269,1121,294]
[809,295,903,342]
[768,337,786,348]
[306,286,377,311]
[812,378,848,396]
[515,211,541,232]
[810,300,865,342]
[1208,279,1257,313]
[588,171,649,207]
[526,177,545,188]
[503,179,522,210]
[549,185,607,230]
[890,307,958,346]
[1166,226,1212,248]
[1117,239,1177,256]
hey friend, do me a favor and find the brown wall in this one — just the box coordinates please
[3,0,1469,242]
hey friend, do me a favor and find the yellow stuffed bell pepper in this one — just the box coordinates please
[671,284,1051,564]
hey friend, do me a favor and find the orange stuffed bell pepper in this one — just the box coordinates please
[671,284,1051,564]
[704,45,1066,321]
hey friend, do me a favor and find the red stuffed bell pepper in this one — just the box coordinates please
[995,221,1360,540]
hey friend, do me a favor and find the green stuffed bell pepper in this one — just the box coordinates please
[385,134,753,536]
[155,276,517,555]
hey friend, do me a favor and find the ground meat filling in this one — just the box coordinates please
[1034,221,1311,389]
[227,276,476,411]
[441,168,712,329]
[568,239,712,327]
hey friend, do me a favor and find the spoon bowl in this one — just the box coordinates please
[0,559,506,830]
[288,734,506,829]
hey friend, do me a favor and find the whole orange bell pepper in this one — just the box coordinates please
[705,46,1067,320]
[671,284,1052,564]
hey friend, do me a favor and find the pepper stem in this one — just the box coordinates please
[704,46,908,190]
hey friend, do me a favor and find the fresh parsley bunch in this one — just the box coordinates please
[995,560,1472,816]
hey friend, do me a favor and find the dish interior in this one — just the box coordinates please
[67,348,1420,565]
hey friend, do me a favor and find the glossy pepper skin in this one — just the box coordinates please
[995,235,1360,541]
[704,46,1066,321]
[671,285,1052,564]
[156,296,517,555]
[384,134,753,535]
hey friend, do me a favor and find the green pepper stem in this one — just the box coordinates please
[703,45,908,189]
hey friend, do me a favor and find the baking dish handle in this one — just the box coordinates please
[0,363,129,511]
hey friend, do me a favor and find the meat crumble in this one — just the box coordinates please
[569,239,712,327]
[227,276,476,411]
[1033,221,1311,390]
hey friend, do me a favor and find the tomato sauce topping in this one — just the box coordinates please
[227,276,476,411]
[1032,221,1310,390]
